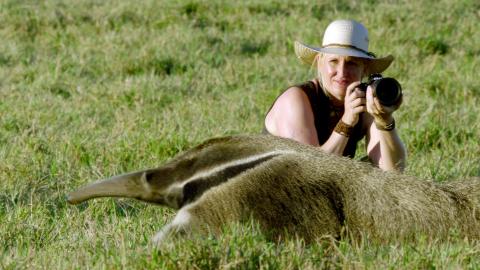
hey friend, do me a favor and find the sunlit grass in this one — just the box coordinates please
[1,0,479,268]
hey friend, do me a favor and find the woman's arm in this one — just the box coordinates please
[365,117,407,171]
[264,87,351,156]
[364,87,407,172]
[265,87,320,145]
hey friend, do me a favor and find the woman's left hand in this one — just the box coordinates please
[365,85,403,126]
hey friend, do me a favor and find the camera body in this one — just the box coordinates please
[358,74,402,106]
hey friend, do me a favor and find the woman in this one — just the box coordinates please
[264,19,406,172]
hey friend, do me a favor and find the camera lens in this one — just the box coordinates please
[372,78,402,106]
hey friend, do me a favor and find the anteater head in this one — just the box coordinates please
[66,168,184,207]
[67,136,288,209]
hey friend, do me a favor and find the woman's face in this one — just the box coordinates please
[317,53,366,102]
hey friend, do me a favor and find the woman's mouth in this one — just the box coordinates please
[334,79,350,88]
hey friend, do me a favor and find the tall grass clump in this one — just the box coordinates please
[0,0,479,268]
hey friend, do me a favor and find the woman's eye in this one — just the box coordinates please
[346,61,360,67]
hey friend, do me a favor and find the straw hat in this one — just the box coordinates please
[294,19,394,75]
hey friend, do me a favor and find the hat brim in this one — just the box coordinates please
[294,41,394,75]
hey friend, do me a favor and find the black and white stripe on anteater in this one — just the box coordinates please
[67,135,480,246]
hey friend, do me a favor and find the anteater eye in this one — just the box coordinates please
[145,172,155,183]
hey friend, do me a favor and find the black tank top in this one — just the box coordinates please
[265,80,366,158]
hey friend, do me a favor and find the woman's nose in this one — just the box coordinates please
[337,62,348,77]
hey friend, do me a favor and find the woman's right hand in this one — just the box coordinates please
[341,82,366,126]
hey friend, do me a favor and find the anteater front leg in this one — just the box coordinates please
[152,207,197,247]
[151,198,237,247]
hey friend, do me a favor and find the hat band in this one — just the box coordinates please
[322,43,376,58]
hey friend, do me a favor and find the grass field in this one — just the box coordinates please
[1,0,479,268]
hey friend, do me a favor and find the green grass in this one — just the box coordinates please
[1,0,479,268]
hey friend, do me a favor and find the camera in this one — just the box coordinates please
[358,74,402,106]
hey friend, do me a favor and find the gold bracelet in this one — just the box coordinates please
[375,118,395,131]
[334,120,354,137]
